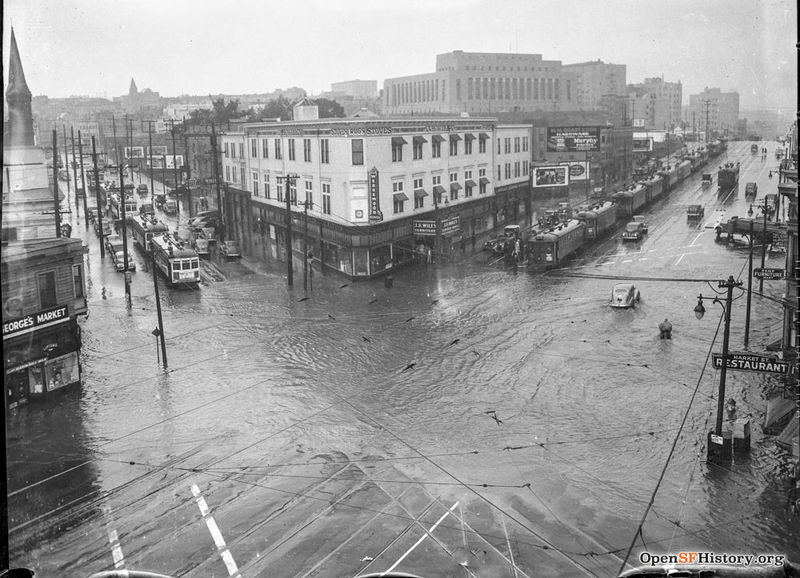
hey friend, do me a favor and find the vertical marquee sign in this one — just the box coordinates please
[368,167,383,224]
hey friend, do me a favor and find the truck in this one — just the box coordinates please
[687,205,705,220]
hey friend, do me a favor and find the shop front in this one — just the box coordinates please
[3,307,81,410]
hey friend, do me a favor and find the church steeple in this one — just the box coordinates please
[5,27,35,148]
[129,77,138,96]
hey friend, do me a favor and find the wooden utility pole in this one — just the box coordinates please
[70,126,80,213]
[53,129,62,237]
[280,174,298,286]
[78,130,89,225]
[211,123,224,231]
[91,136,106,258]
[62,125,71,194]
[146,120,155,199]
[303,194,310,291]
[182,116,193,218]
[112,114,120,166]
[702,99,712,142]
[118,164,132,306]
[151,252,168,368]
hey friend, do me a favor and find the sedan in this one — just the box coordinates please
[610,283,641,309]
[219,240,241,260]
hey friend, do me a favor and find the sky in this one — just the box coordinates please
[3,0,797,112]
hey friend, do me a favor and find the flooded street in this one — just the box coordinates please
[7,142,799,576]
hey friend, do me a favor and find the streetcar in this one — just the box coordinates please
[109,193,138,223]
[129,215,170,252]
[150,233,200,287]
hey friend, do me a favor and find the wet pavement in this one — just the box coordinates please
[6,142,799,577]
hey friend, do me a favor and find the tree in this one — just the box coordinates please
[314,98,345,118]
[186,97,242,126]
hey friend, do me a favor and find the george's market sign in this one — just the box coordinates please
[3,306,69,340]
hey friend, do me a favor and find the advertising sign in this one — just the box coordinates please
[124,146,146,159]
[712,352,790,375]
[560,161,589,181]
[532,166,569,188]
[149,145,168,156]
[413,220,437,236]
[3,306,69,340]
[632,137,654,152]
[165,155,184,169]
[753,267,785,280]
[441,216,460,235]
[368,167,383,224]
[351,184,368,223]
[546,126,601,152]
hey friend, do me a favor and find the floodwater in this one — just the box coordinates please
[7,141,799,577]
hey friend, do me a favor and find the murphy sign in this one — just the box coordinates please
[712,352,790,375]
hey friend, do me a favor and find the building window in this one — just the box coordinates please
[479,136,486,154]
[275,139,282,160]
[465,181,474,198]
[432,138,441,158]
[321,139,330,164]
[514,161,520,177]
[305,180,313,207]
[252,172,259,196]
[497,138,501,154]
[322,182,331,214]
[433,174,442,205]
[230,143,236,159]
[225,165,230,181]
[262,138,269,158]
[413,139,423,160]
[523,161,529,176]
[392,139,404,162]
[239,143,244,158]
[505,138,511,153]
[265,174,271,199]
[514,137,520,152]
[413,177,424,209]
[37,271,57,309]
[522,136,528,152]
[303,138,312,162]
[352,139,364,165]
[72,264,84,299]
[497,164,502,180]
[505,163,511,179]
[465,137,473,155]
[392,181,405,213]
[240,167,246,185]
[449,138,458,156]
[251,138,258,158]
[289,180,297,205]
[288,139,296,161]
[224,142,229,158]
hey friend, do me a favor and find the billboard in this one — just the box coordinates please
[149,145,168,156]
[560,161,589,181]
[546,126,601,152]
[532,166,569,187]
[632,137,653,152]
[124,146,146,159]
[165,155,184,169]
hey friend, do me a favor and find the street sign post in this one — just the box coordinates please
[712,352,790,374]
[753,267,785,280]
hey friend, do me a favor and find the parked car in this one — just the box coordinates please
[219,240,241,260]
[137,183,149,195]
[610,283,640,309]
[744,182,758,198]
[632,215,648,234]
[621,221,646,242]
[687,205,705,220]
[483,225,520,254]
[163,199,178,214]
[701,173,713,187]
[190,216,222,232]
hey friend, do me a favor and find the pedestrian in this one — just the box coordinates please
[460,235,466,253]
[426,246,432,264]
[471,232,476,251]
[659,318,672,339]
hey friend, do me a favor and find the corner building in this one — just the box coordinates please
[220,117,532,278]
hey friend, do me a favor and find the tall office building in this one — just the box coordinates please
[563,60,627,110]
[688,88,740,138]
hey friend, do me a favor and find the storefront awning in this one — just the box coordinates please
[413,135,428,144]
[449,134,462,141]
[393,192,409,201]
[478,132,490,140]
[450,182,462,191]
[414,188,428,198]
[391,136,408,146]
[432,185,447,195]
[432,135,446,143]
[464,133,476,141]
[465,179,477,188]
[479,177,490,185]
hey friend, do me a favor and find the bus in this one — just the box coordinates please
[128,215,169,252]
[150,234,200,287]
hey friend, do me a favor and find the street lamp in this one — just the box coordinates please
[695,275,743,463]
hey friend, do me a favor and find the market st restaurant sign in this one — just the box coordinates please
[712,352,790,375]
[3,306,70,340]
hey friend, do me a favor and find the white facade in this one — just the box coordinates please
[220,117,533,227]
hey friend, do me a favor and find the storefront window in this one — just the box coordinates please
[353,247,369,276]
[321,240,340,271]
[44,352,78,391]
[370,244,393,272]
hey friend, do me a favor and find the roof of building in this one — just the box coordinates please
[5,28,31,102]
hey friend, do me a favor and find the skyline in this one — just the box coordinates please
[3,0,797,112]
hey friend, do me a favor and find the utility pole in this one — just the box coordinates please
[151,252,168,368]
[146,120,155,199]
[118,164,132,307]
[70,126,80,213]
[759,203,768,293]
[702,99,711,143]
[211,123,224,232]
[62,125,71,195]
[744,220,753,347]
[303,193,310,291]
[280,174,298,286]
[112,114,120,166]
[52,129,62,237]
[91,136,106,258]
[182,116,193,218]
[78,130,89,225]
